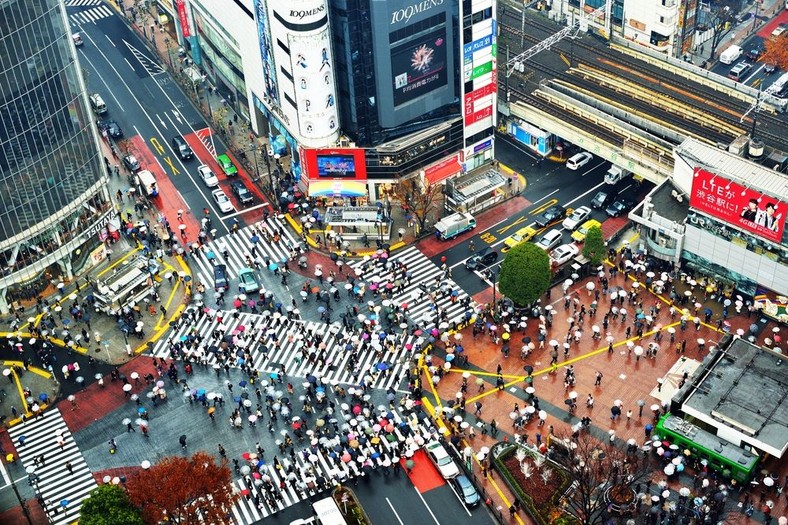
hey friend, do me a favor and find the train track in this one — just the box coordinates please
[498,8,788,151]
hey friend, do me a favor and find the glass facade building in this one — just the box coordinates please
[0,0,111,313]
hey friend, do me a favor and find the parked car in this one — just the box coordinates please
[744,46,764,61]
[213,264,228,291]
[550,243,580,266]
[536,229,563,251]
[562,206,591,231]
[465,247,498,270]
[605,198,635,217]
[172,135,193,160]
[217,154,238,176]
[212,188,235,213]
[97,119,122,138]
[503,225,539,249]
[571,219,602,242]
[728,62,752,82]
[591,190,615,209]
[771,24,787,38]
[122,154,140,172]
[197,164,219,187]
[764,62,778,75]
[425,441,460,479]
[451,475,480,508]
[566,151,593,170]
[230,180,254,204]
[535,205,567,228]
[238,268,260,293]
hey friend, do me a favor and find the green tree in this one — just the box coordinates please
[80,484,144,525]
[582,226,605,265]
[498,242,551,306]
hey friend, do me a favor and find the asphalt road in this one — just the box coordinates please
[351,467,496,525]
[441,135,651,297]
[72,11,232,236]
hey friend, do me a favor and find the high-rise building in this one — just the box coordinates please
[178,0,496,202]
[0,0,113,313]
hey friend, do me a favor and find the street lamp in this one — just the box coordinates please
[489,269,498,319]
[163,37,173,68]
[247,142,261,183]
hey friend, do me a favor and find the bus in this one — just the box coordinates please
[655,414,760,483]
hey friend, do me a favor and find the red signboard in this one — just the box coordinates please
[302,148,367,181]
[464,84,496,117]
[690,168,785,244]
[424,155,461,185]
[464,105,493,126]
[176,0,191,38]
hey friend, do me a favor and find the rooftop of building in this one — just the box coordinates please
[675,137,788,200]
[681,336,788,457]
[648,179,690,224]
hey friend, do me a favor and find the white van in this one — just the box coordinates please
[566,151,593,170]
[89,93,107,115]
[719,46,742,65]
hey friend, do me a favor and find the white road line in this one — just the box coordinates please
[414,486,442,525]
[0,460,10,487]
[386,497,405,525]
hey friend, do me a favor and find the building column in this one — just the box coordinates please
[0,289,10,315]
[57,255,74,281]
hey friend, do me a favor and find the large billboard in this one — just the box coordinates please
[690,168,786,244]
[254,0,279,105]
[391,28,448,106]
[303,148,367,181]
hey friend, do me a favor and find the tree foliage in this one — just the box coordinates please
[125,451,238,525]
[498,242,551,306]
[762,34,788,70]
[390,176,443,232]
[549,432,651,525]
[582,226,605,265]
[80,484,144,525]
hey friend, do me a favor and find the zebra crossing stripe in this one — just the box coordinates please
[150,311,419,389]
[65,0,102,6]
[189,217,299,288]
[8,409,98,525]
[69,5,113,24]
[228,408,428,524]
[348,246,473,330]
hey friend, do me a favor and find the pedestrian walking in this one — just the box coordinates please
[474,401,482,416]
[179,435,187,449]
[509,504,517,518]
[177,209,184,222]
[66,462,73,475]
[594,371,603,386]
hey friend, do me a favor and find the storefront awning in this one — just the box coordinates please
[308,180,367,198]
[424,158,462,185]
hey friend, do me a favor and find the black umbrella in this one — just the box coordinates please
[611,406,621,416]
[564,399,573,406]
[523,365,534,374]
[330,253,339,261]
[522,336,531,343]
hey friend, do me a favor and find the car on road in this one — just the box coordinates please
[744,46,764,61]
[212,188,235,213]
[451,475,480,508]
[550,243,580,266]
[771,24,787,38]
[197,164,219,187]
[72,32,83,47]
[571,219,602,242]
[605,198,635,217]
[536,229,563,251]
[238,268,260,293]
[764,62,778,75]
[566,151,593,170]
[122,154,140,172]
[465,247,498,270]
[503,225,539,249]
[425,441,460,479]
[230,180,254,204]
[728,62,752,82]
[97,119,122,138]
[562,206,591,231]
[535,204,567,228]
[172,135,193,160]
[591,190,615,209]
[217,154,238,177]
[213,264,228,291]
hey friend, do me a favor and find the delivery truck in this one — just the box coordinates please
[435,212,476,240]
[136,170,159,198]
[604,166,632,184]
[719,46,742,65]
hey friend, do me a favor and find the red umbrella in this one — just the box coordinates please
[241,488,250,496]
[292,421,301,430]
[242,452,251,460]
[237,325,246,332]
[233,299,242,308]
[252,472,261,479]
[352,405,362,415]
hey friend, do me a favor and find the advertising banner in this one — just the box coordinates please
[391,28,448,106]
[690,168,785,244]
[175,0,191,38]
[303,148,367,181]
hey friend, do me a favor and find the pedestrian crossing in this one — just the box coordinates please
[7,408,98,525]
[69,5,114,24]
[347,246,474,331]
[149,311,420,390]
[230,408,436,524]
[189,216,302,290]
[65,0,103,6]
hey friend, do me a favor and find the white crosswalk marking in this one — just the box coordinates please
[229,408,436,524]
[189,217,300,288]
[69,5,113,24]
[347,246,473,330]
[7,409,98,525]
[150,311,421,389]
[65,0,102,6]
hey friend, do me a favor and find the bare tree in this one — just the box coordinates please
[548,432,652,525]
[390,176,444,234]
[703,1,739,60]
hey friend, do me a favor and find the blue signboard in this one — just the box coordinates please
[463,34,493,59]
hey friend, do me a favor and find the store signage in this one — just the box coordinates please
[176,0,191,38]
[689,168,785,244]
[84,211,116,239]
[465,105,493,126]
[391,0,445,25]
[463,34,493,58]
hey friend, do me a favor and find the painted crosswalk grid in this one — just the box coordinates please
[69,4,113,25]
[150,310,420,390]
[347,246,474,330]
[7,409,97,525]
[189,217,301,290]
